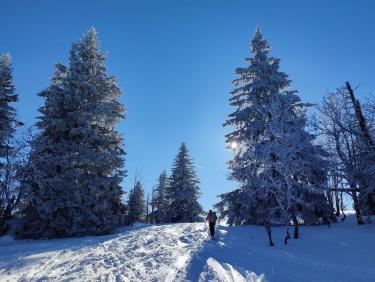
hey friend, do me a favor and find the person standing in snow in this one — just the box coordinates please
[206,210,217,238]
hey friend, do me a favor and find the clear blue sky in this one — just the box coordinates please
[1,0,375,210]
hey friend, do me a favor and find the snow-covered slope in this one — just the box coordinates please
[0,223,206,281]
[0,215,374,282]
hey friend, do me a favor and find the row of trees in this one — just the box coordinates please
[126,143,203,225]
[314,83,375,224]
[2,26,373,242]
[0,28,203,239]
[216,28,374,246]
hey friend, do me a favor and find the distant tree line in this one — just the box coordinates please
[125,142,204,226]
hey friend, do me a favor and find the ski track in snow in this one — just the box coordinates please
[1,215,375,282]
[0,223,207,282]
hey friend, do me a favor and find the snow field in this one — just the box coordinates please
[0,215,374,282]
[0,223,207,281]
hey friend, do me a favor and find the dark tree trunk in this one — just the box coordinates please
[284,226,290,245]
[352,191,364,224]
[333,175,341,216]
[346,82,375,152]
[0,204,13,235]
[335,191,341,216]
[264,221,274,246]
[327,191,334,214]
[292,214,299,239]
[340,192,346,222]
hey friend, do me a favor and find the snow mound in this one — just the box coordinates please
[0,235,15,246]
[198,257,264,282]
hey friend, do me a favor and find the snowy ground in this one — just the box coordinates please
[0,214,374,282]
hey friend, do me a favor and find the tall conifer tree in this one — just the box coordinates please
[0,54,18,147]
[22,28,125,238]
[167,143,203,223]
[217,28,333,244]
[150,170,169,223]
[0,54,20,233]
[127,181,146,224]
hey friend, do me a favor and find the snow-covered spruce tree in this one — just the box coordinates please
[150,170,169,223]
[20,28,125,238]
[166,143,203,223]
[218,28,333,245]
[0,54,20,234]
[0,54,18,142]
[215,188,249,226]
[127,181,146,224]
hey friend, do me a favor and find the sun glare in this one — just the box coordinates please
[230,141,238,150]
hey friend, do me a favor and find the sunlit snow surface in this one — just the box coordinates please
[0,214,374,281]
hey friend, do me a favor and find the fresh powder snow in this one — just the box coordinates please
[0,214,374,282]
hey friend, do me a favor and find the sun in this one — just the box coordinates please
[230,141,238,150]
